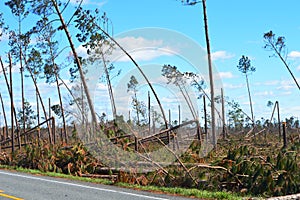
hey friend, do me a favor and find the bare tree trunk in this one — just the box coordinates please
[182,86,197,118]
[20,62,26,143]
[101,53,117,120]
[18,14,26,145]
[179,85,198,120]
[203,95,208,137]
[9,54,22,149]
[178,105,181,125]
[55,74,67,143]
[245,74,254,123]
[50,0,97,124]
[148,91,151,134]
[282,122,287,148]
[9,54,14,152]
[134,92,140,126]
[81,83,85,125]
[48,98,53,143]
[36,91,40,142]
[0,93,8,139]
[276,101,281,140]
[202,0,216,148]
[0,57,20,134]
[221,88,226,139]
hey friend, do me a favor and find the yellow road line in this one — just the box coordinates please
[0,190,24,200]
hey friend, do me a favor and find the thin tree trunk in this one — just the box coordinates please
[0,57,20,132]
[148,91,151,134]
[179,85,197,120]
[0,93,8,139]
[36,91,40,142]
[276,101,281,140]
[182,86,197,118]
[245,74,254,123]
[134,92,140,126]
[48,98,53,143]
[55,74,67,143]
[9,54,22,149]
[101,52,117,119]
[202,0,216,148]
[20,63,26,142]
[178,105,181,125]
[81,83,85,125]
[9,55,14,152]
[51,0,97,124]
[203,95,208,137]
[18,14,26,144]
[221,88,226,139]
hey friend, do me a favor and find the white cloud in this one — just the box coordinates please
[117,37,164,50]
[219,72,234,79]
[211,51,234,61]
[288,51,300,59]
[242,101,256,106]
[75,45,88,58]
[0,59,22,74]
[223,83,244,89]
[297,65,300,71]
[114,48,174,62]
[70,0,106,6]
[278,91,292,96]
[111,37,176,62]
[254,91,274,97]
[263,80,280,86]
[276,80,295,91]
[76,36,178,63]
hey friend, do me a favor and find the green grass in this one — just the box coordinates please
[116,183,246,200]
[0,164,248,200]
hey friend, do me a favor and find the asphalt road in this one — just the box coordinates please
[0,170,196,200]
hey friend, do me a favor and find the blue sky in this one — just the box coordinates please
[98,0,299,121]
[0,0,300,126]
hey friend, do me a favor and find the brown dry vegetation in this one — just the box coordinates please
[0,126,299,198]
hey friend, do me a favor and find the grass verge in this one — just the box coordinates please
[0,165,247,200]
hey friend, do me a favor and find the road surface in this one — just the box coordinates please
[0,170,196,200]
